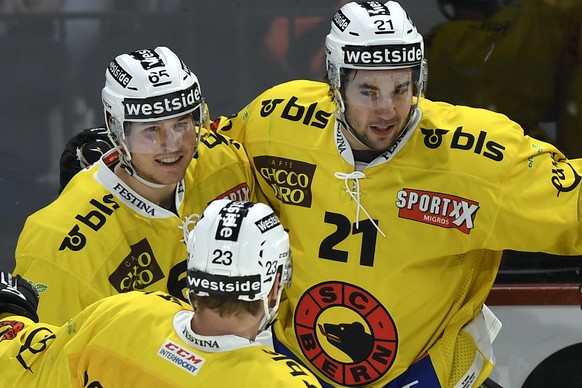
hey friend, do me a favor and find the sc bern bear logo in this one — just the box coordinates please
[294,281,397,386]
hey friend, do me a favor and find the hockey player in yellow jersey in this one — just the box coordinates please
[0,199,321,387]
[425,0,582,157]
[14,47,256,325]
[216,1,582,387]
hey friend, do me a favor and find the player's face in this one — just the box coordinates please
[343,68,413,152]
[125,114,198,185]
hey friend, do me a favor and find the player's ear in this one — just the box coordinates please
[267,273,281,308]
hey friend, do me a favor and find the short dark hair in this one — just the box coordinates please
[190,292,262,317]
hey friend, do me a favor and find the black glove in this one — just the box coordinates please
[0,272,40,322]
[59,126,115,193]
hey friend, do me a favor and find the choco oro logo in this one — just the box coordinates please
[294,281,397,386]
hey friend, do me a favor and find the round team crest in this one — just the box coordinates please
[294,281,397,386]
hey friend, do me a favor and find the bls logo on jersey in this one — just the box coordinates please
[254,156,316,207]
[260,96,333,129]
[396,188,479,234]
[59,194,120,251]
[295,281,397,387]
[421,126,505,161]
[109,238,164,292]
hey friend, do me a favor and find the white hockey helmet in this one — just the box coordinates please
[326,1,425,86]
[102,46,207,164]
[186,199,292,331]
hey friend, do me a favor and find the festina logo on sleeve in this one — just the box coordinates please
[396,188,479,234]
[343,43,422,67]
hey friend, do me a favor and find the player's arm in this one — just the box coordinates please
[213,111,249,143]
[199,128,258,203]
[13,251,101,325]
[493,130,582,251]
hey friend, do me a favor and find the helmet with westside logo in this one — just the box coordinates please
[102,46,206,160]
[325,1,426,90]
[185,199,292,331]
[325,1,428,139]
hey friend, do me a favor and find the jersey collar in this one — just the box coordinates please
[173,310,272,353]
[94,149,185,219]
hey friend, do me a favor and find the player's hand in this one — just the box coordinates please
[0,272,40,322]
[59,126,115,192]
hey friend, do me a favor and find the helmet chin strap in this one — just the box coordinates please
[333,89,370,150]
[120,159,170,189]
[338,115,369,150]
[257,286,284,334]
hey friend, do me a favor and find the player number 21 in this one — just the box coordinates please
[318,211,379,267]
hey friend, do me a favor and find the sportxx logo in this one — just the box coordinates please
[295,281,397,386]
[259,96,332,129]
[108,238,164,292]
[396,188,479,234]
[254,156,316,207]
[421,126,505,162]
[59,194,120,252]
[215,182,251,202]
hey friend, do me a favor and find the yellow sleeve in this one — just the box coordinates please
[196,128,258,203]
[493,135,582,252]
[14,244,102,326]
[0,315,62,387]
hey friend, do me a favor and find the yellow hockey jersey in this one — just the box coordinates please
[0,291,322,387]
[217,80,582,387]
[14,129,256,325]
